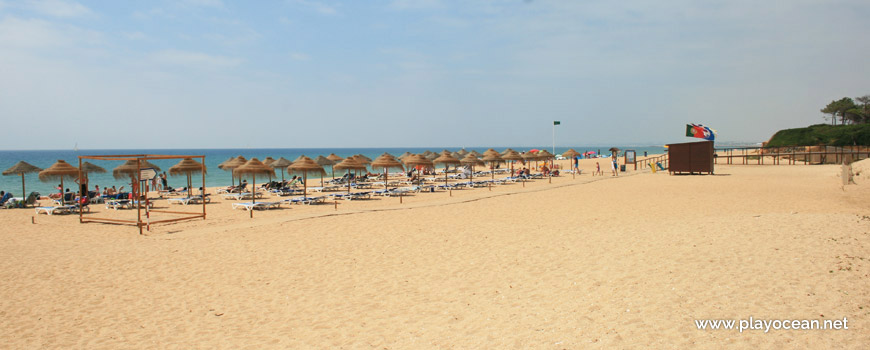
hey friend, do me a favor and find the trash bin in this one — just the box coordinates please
[620,165,626,172]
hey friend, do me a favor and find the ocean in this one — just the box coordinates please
[0,146,666,196]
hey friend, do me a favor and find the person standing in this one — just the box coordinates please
[161,172,168,190]
[573,155,579,174]
[611,155,618,177]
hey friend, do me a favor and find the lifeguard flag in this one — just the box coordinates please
[686,123,715,141]
[553,121,561,125]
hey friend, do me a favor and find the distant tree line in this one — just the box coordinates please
[821,95,870,125]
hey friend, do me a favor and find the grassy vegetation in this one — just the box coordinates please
[766,124,870,147]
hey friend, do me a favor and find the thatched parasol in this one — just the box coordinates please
[333,157,368,196]
[270,157,292,181]
[460,153,484,184]
[481,151,504,181]
[468,150,482,158]
[352,154,371,165]
[3,161,42,202]
[112,159,162,198]
[502,150,524,177]
[371,153,405,191]
[113,159,161,180]
[233,158,275,218]
[169,158,207,197]
[397,152,413,161]
[609,147,620,155]
[433,151,461,185]
[450,151,463,159]
[221,156,247,187]
[288,156,325,197]
[403,154,434,187]
[456,149,469,157]
[38,160,79,202]
[262,157,276,166]
[314,155,336,186]
[501,148,516,156]
[80,161,107,174]
[218,157,235,170]
[562,149,581,178]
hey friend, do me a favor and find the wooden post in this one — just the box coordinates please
[78,158,83,223]
[202,156,207,220]
[136,159,142,235]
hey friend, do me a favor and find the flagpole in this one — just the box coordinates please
[552,122,555,155]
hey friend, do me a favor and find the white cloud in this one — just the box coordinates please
[289,52,310,61]
[150,49,243,69]
[24,0,92,18]
[0,16,102,48]
[122,31,146,40]
[389,0,442,11]
[291,0,338,15]
[182,0,224,9]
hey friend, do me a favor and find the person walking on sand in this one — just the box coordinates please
[594,162,601,176]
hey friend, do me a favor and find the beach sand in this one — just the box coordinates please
[1,159,869,348]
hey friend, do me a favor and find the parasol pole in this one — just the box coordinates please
[251,174,255,218]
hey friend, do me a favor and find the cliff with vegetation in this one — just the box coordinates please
[766,124,870,147]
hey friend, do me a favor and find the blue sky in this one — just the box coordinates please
[0,0,868,149]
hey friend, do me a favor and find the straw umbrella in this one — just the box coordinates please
[502,150,524,183]
[332,157,367,196]
[38,160,79,203]
[288,156,325,197]
[326,153,343,178]
[262,157,276,181]
[78,161,107,195]
[169,158,207,197]
[433,151,461,186]
[456,149,469,158]
[113,159,161,197]
[468,150,483,158]
[397,152,413,161]
[221,156,247,188]
[314,156,335,186]
[562,149,581,179]
[270,157,292,181]
[370,153,405,191]
[233,158,275,218]
[354,154,372,164]
[460,153,484,185]
[3,161,42,203]
[481,151,503,182]
[402,154,433,187]
[537,150,556,183]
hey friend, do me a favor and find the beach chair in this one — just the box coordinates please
[34,205,75,215]
[232,201,282,211]
[105,199,133,210]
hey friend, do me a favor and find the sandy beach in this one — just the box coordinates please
[1,159,868,348]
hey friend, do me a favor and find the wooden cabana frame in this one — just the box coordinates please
[77,154,207,234]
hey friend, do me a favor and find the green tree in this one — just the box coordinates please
[856,95,870,124]
[821,99,839,125]
[836,97,857,124]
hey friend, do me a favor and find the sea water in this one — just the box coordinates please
[0,146,665,196]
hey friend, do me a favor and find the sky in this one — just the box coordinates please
[0,0,868,150]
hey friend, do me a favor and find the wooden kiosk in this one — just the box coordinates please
[666,141,714,175]
[77,154,207,234]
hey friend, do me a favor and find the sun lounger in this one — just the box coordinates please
[287,196,327,205]
[168,195,211,205]
[35,205,74,215]
[232,201,282,211]
[105,199,151,210]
